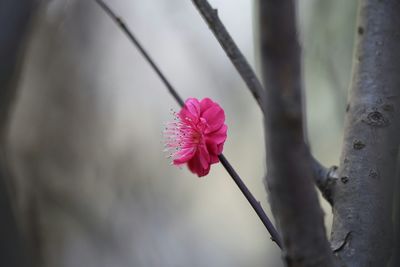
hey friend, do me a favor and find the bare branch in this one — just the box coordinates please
[190,0,265,112]
[259,1,336,266]
[94,0,184,107]
[330,1,400,265]
[311,156,338,205]
[95,0,282,249]
[219,155,282,248]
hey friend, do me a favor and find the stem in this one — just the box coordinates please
[94,0,184,107]
[94,0,282,249]
[219,154,282,248]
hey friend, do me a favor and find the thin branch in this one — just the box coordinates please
[190,0,265,113]
[94,0,282,249]
[311,156,338,205]
[259,0,336,265]
[219,155,282,247]
[94,0,184,107]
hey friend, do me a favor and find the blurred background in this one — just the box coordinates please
[5,0,357,266]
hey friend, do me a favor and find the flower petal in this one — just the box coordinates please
[187,150,211,177]
[198,145,210,170]
[202,105,225,133]
[165,97,227,177]
[179,98,200,123]
[200,98,214,112]
[216,143,224,155]
[210,154,219,164]
[205,124,227,145]
[206,139,225,156]
[173,147,196,165]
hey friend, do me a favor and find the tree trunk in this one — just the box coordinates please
[330,0,400,266]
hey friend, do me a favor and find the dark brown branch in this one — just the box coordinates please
[330,1,400,266]
[95,0,282,249]
[190,0,265,113]
[259,1,336,266]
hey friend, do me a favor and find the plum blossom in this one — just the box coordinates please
[164,98,227,177]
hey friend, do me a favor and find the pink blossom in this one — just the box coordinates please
[164,98,227,177]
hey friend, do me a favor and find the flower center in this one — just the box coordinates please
[191,131,202,144]
[163,112,205,162]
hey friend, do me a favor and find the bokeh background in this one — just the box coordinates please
[7,0,357,266]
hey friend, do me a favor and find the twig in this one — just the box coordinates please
[218,155,282,247]
[94,0,282,249]
[94,0,184,107]
[311,156,338,205]
[190,0,265,113]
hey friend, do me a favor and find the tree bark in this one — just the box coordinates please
[258,1,336,266]
[330,1,400,266]
[389,158,400,267]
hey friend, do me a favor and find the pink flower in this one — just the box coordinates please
[164,98,227,177]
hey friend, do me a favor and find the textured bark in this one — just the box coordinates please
[0,0,38,266]
[390,158,400,267]
[330,1,400,266]
[258,1,335,266]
